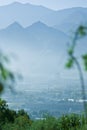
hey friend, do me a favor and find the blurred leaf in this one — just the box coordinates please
[82,54,87,60]
[0,62,9,80]
[66,58,74,68]
[77,26,87,36]
[1,68,9,80]
[0,51,16,94]
[68,48,73,55]
[0,83,4,93]
[82,54,87,71]
[0,62,3,70]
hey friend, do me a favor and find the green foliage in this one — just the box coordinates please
[17,109,30,119]
[0,100,86,130]
[77,26,87,37]
[0,51,15,94]
[0,98,8,110]
[12,115,31,130]
[66,25,87,71]
[79,125,87,130]
[0,98,16,127]
[68,48,73,55]
[58,114,81,130]
[66,58,74,68]
[0,99,31,130]
[0,83,4,93]
[30,116,58,130]
[82,54,87,71]
[66,25,87,119]
[2,114,32,130]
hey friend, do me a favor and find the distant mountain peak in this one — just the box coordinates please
[10,2,23,6]
[11,2,28,5]
[14,2,33,5]
[10,2,51,10]
[12,2,20,5]
[7,22,23,29]
[29,21,48,28]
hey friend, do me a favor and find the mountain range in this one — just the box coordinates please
[0,2,87,117]
[0,21,68,81]
[0,2,87,87]
[0,2,87,34]
[0,21,68,50]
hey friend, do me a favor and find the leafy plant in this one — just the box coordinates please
[66,25,87,119]
[0,51,15,94]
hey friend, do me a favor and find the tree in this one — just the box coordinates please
[66,25,87,119]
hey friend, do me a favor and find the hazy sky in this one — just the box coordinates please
[0,0,87,10]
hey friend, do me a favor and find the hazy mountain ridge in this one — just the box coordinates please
[0,2,54,29]
[0,20,69,81]
[0,2,87,118]
[0,2,87,32]
[0,3,87,79]
[0,21,68,50]
[54,8,87,33]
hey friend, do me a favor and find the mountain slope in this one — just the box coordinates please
[0,2,87,32]
[53,7,87,34]
[0,2,54,29]
[0,21,68,50]
[0,21,69,82]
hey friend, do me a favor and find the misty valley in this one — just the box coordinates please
[0,2,87,122]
